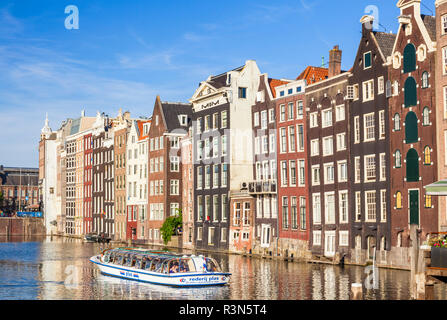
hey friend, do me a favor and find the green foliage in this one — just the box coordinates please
[160,209,182,245]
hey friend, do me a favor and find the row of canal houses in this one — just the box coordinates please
[38,0,447,269]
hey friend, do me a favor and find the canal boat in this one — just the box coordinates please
[89,248,231,287]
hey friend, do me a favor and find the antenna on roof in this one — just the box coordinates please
[321,56,325,68]
[378,23,388,33]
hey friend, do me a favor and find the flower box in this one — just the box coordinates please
[431,247,447,268]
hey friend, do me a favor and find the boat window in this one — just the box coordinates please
[104,252,111,263]
[178,259,190,273]
[169,259,180,274]
[135,257,142,269]
[150,258,161,272]
[161,260,170,274]
[144,257,153,270]
[116,254,124,265]
[205,258,220,272]
[109,252,115,263]
[130,256,137,267]
[125,255,133,267]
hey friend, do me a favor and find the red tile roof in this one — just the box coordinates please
[268,78,291,98]
[296,66,328,85]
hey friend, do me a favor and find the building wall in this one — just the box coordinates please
[114,127,128,242]
[181,135,195,250]
[229,194,255,253]
[83,133,93,235]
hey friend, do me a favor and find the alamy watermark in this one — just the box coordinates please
[65,5,79,30]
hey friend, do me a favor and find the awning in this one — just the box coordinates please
[425,180,447,196]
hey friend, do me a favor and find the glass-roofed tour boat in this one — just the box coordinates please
[90,248,231,287]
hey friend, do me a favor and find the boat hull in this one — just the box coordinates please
[90,256,230,287]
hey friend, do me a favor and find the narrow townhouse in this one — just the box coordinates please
[275,77,311,260]
[306,45,351,262]
[248,75,289,257]
[113,110,131,242]
[388,0,438,268]
[92,112,106,236]
[347,15,396,265]
[65,136,76,235]
[181,128,195,250]
[83,131,93,235]
[75,134,84,236]
[191,60,261,252]
[103,117,115,240]
[148,96,192,245]
[136,119,150,242]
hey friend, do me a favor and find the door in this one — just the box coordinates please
[409,190,419,225]
[324,232,336,257]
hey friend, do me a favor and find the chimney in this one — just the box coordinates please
[328,45,342,78]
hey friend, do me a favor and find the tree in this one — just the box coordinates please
[160,209,182,246]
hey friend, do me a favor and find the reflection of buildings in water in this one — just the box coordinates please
[311,269,322,300]
[338,273,350,300]
[323,267,336,300]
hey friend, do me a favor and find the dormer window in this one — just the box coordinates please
[227,74,231,85]
[238,87,247,99]
[364,52,372,69]
[155,115,159,126]
[179,115,188,126]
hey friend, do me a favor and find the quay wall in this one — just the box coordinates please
[0,218,46,236]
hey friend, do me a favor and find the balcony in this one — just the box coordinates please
[248,180,277,195]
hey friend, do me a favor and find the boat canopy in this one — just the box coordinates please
[425,180,447,196]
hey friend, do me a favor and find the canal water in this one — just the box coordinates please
[0,236,446,300]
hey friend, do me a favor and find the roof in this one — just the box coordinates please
[296,66,328,85]
[421,14,436,42]
[136,119,151,141]
[425,180,447,196]
[373,31,397,59]
[0,168,39,187]
[206,65,245,89]
[160,102,193,132]
[268,78,291,98]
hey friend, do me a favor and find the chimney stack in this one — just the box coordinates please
[328,45,342,78]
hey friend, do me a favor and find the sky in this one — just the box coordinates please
[0,0,436,167]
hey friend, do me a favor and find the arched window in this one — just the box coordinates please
[424,146,431,165]
[405,111,418,143]
[422,71,429,89]
[425,195,432,208]
[404,77,417,107]
[396,192,402,209]
[403,43,416,73]
[423,107,430,126]
[394,113,401,131]
[406,148,419,182]
[395,150,402,168]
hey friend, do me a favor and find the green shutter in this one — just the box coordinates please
[403,44,416,73]
[404,77,417,108]
[406,149,419,182]
[405,111,418,143]
[409,190,419,225]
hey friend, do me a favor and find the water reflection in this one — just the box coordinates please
[0,236,446,300]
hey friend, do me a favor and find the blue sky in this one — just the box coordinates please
[0,0,436,167]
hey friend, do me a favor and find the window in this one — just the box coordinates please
[366,191,376,222]
[394,113,401,131]
[310,112,318,128]
[281,161,288,186]
[324,192,335,224]
[339,191,348,224]
[381,190,387,222]
[313,231,322,246]
[364,51,372,69]
[324,163,335,184]
[298,160,305,186]
[424,146,431,165]
[395,150,402,168]
[269,134,275,154]
[355,157,361,183]
[213,165,219,188]
[406,148,419,182]
[222,135,227,156]
[322,109,333,128]
[379,110,385,139]
[289,160,297,186]
[297,125,304,151]
[297,101,304,119]
[443,47,447,76]
[335,105,345,122]
[339,231,349,247]
[221,111,227,128]
[288,126,296,152]
[323,136,334,156]
[396,192,402,209]
[170,156,179,172]
[221,164,228,187]
[280,104,286,122]
[254,112,260,127]
[378,76,385,94]
[243,202,250,226]
[312,165,320,186]
[386,80,392,98]
[354,116,360,143]
[442,15,447,35]
[288,102,294,120]
[312,194,321,225]
[405,111,418,143]
[212,113,219,130]
[212,195,219,221]
[336,133,346,151]
[299,197,306,230]
[423,107,430,126]
[355,192,362,221]
[311,139,319,156]
[338,161,347,182]
[205,165,211,188]
[170,180,179,195]
[403,44,416,73]
[213,137,219,158]
[363,80,374,102]
[444,87,447,119]
[364,113,375,142]
[280,128,287,153]
[238,87,247,99]
[254,137,260,155]
[425,195,432,209]
[291,197,298,230]
[197,196,203,221]
[380,153,386,181]
[208,228,215,245]
[404,77,417,107]
[261,111,268,129]
[222,194,228,221]
[282,197,289,229]
[422,71,429,88]
[364,155,376,182]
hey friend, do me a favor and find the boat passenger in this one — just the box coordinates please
[169,261,179,274]
[179,261,189,273]
[135,258,142,269]
[150,258,160,271]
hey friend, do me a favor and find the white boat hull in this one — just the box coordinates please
[90,255,230,287]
